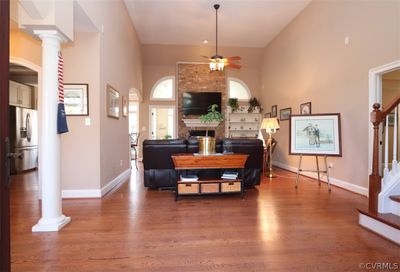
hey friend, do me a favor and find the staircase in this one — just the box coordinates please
[358,100,400,245]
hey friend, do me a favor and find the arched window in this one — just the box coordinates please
[150,76,175,101]
[228,77,251,101]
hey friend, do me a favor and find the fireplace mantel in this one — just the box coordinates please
[182,119,222,128]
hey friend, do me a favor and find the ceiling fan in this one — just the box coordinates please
[202,4,242,71]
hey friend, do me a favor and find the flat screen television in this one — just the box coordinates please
[182,92,222,115]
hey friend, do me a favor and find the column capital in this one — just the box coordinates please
[33,30,67,43]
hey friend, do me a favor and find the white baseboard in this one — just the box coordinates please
[62,189,101,198]
[61,168,131,199]
[359,213,400,245]
[273,161,368,196]
[101,168,131,196]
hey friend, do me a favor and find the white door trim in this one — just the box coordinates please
[368,59,400,180]
[148,105,177,140]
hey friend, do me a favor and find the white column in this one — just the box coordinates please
[32,30,71,232]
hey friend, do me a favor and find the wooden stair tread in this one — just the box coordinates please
[357,208,400,230]
[389,195,400,203]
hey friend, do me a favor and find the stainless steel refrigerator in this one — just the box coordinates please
[9,106,38,174]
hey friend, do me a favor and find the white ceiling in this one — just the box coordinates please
[124,0,311,48]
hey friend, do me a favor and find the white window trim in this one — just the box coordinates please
[150,76,175,101]
[228,77,251,101]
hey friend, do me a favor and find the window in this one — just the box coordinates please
[228,77,251,101]
[150,76,175,101]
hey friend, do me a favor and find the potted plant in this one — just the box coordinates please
[228,98,240,113]
[248,97,263,113]
[199,104,224,154]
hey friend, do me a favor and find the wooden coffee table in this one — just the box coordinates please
[171,153,249,200]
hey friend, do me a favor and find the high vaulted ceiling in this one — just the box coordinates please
[124,0,311,48]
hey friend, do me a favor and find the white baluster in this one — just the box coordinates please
[384,114,389,174]
[393,107,398,166]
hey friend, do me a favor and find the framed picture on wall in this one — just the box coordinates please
[264,112,271,118]
[122,96,128,117]
[280,107,292,121]
[64,84,89,116]
[271,105,277,117]
[300,102,312,115]
[107,84,120,119]
[289,113,342,156]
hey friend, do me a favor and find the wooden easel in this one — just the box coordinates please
[295,154,331,191]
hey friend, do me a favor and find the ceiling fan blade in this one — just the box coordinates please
[226,56,241,61]
[201,55,211,59]
[226,63,242,69]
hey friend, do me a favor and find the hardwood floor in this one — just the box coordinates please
[10,166,399,271]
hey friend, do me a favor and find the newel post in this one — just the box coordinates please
[369,103,383,212]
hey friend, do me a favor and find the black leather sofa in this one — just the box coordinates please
[143,138,263,189]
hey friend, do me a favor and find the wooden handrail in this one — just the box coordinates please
[382,95,400,118]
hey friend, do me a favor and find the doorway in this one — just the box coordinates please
[149,105,176,140]
[9,59,41,199]
[368,60,400,175]
[9,63,39,174]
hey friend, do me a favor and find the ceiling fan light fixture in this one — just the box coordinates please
[205,3,239,71]
[209,57,224,71]
[217,61,224,71]
[209,62,217,71]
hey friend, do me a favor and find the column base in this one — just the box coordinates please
[32,214,71,232]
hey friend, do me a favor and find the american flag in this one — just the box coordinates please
[58,52,64,103]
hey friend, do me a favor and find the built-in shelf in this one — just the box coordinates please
[225,106,262,138]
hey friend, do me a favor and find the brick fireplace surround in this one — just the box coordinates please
[177,63,227,138]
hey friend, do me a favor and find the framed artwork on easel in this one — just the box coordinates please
[289,113,342,157]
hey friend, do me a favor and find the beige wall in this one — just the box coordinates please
[76,0,144,188]
[61,32,101,190]
[10,29,41,66]
[96,1,143,187]
[260,0,400,189]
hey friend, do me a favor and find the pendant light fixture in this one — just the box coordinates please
[209,4,224,71]
[202,4,242,71]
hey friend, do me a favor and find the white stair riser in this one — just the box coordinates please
[391,200,400,216]
[359,213,400,245]
[378,178,400,213]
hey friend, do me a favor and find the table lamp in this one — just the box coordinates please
[261,117,280,178]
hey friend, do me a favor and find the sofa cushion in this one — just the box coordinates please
[143,139,187,170]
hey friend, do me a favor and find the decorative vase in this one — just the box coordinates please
[198,136,216,154]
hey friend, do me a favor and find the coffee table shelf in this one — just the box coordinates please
[172,153,248,200]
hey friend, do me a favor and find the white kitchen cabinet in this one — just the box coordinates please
[9,80,33,108]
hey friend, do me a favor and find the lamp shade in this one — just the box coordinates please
[261,118,280,133]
